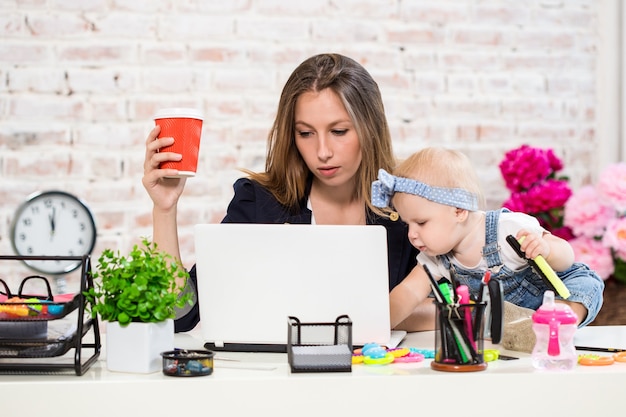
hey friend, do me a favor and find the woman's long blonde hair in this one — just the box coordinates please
[245,53,395,215]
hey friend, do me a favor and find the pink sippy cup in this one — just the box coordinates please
[531,290,578,370]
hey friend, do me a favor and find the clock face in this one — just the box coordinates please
[11,191,97,275]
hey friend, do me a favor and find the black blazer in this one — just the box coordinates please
[175,178,418,332]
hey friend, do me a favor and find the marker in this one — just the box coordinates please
[505,234,570,299]
[457,285,476,350]
[438,281,454,304]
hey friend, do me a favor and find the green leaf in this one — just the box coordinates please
[83,237,192,324]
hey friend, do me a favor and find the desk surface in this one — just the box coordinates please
[1,326,624,416]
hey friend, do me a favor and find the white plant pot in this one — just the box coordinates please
[106,319,174,374]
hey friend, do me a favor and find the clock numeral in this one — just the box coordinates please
[22,218,32,227]
[19,233,26,241]
[26,246,34,255]
[44,198,53,208]
[29,206,40,215]
[72,209,79,219]
[78,238,84,246]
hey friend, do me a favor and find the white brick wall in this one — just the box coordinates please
[0,0,612,291]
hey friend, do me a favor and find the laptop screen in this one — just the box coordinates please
[194,224,396,352]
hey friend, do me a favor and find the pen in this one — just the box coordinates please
[439,307,454,362]
[448,267,459,296]
[477,270,491,304]
[424,265,455,362]
[447,315,471,363]
[423,264,445,303]
[475,271,490,340]
[575,346,626,353]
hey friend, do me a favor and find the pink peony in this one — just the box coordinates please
[499,145,555,193]
[564,185,615,239]
[524,179,571,213]
[503,180,571,215]
[551,226,575,241]
[561,162,626,281]
[502,192,528,212]
[499,145,572,238]
[569,236,615,280]
[545,148,564,173]
[603,217,626,260]
[597,162,626,213]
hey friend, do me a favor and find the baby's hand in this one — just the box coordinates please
[516,230,550,260]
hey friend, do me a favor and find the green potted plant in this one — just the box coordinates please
[85,238,192,373]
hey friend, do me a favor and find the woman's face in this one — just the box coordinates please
[294,88,362,190]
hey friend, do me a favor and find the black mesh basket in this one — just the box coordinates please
[287,315,352,373]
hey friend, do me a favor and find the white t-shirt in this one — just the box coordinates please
[417,211,545,280]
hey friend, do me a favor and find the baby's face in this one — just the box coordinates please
[392,193,461,256]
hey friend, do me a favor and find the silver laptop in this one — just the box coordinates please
[194,223,406,352]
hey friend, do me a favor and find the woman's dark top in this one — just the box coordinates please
[174,178,418,332]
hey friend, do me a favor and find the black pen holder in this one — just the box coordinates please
[432,301,487,372]
[287,315,352,373]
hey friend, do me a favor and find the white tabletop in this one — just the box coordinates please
[1,326,624,416]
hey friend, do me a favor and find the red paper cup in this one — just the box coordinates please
[153,108,204,177]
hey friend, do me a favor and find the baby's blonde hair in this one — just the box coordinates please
[393,147,485,209]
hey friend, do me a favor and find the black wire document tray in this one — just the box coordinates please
[0,255,101,376]
[287,315,353,373]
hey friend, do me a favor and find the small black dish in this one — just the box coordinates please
[161,349,215,377]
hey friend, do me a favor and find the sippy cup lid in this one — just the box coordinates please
[532,290,578,325]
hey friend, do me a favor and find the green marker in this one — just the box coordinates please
[438,282,454,304]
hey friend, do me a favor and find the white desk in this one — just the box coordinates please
[1,326,623,416]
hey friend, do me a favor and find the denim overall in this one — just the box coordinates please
[438,208,604,327]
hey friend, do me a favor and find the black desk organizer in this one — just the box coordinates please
[0,255,101,376]
[287,315,353,373]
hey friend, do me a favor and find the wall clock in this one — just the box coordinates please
[10,190,97,275]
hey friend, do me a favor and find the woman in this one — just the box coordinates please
[142,53,434,332]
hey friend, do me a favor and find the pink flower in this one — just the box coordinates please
[597,162,626,213]
[502,192,528,212]
[565,162,626,282]
[503,180,571,214]
[603,217,626,260]
[499,145,556,192]
[551,226,575,241]
[500,145,572,237]
[524,179,571,213]
[569,236,615,280]
[564,185,615,238]
[545,148,564,172]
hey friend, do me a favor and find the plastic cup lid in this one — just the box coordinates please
[153,108,204,120]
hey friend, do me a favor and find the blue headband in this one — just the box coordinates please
[371,169,479,211]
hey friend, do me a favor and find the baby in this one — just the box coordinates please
[372,147,604,352]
